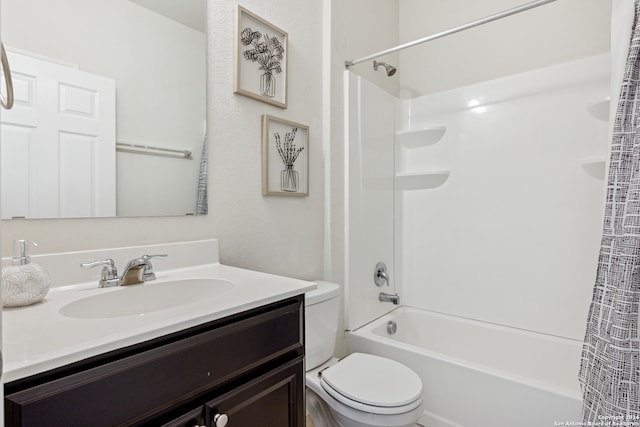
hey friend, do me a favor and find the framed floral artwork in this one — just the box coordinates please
[262,115,309,196]
[234,6,288,108]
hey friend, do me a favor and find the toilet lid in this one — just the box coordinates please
[319,353,422,415]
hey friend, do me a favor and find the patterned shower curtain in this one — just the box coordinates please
[195,134,208,215]
[579,1,640,421]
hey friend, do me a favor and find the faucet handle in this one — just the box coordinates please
[80,258,119,288]
[141,254,167,281]
[374,261,389,287]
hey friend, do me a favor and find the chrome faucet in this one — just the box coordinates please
[379,292,400,305]
[119,257,149,285]
[119,254,167,285]
[81,254,167,287]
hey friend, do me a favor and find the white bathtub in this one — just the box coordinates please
[346,307,583,427]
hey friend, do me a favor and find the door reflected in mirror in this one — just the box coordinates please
[0,0,207,219]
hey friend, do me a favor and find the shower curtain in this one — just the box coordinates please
[195,134,208,215]
[579,0,640,421]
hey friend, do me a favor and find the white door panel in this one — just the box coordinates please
[1,49,116,218]
[0,123,33,218]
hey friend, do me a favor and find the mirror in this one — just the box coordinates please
[0,0,207,218]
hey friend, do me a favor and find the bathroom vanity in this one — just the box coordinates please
[2,240,313,426]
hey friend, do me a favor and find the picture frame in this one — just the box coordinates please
[234,6,288,109]
[262,115,309,196]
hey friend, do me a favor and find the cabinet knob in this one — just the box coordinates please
[213,413,229,427]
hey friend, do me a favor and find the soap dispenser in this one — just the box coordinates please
[2,240,51,307]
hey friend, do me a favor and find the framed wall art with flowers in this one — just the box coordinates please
[234,6,288,108]
[262,115,309,196]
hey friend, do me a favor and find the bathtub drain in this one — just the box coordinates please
[387,320,397,335]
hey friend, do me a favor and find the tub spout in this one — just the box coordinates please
[379,292,399,305]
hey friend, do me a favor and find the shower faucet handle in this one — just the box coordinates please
[374,261,390,287]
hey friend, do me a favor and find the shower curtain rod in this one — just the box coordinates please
[345,0,559,68]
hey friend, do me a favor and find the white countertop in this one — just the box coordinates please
[2,262,315,383]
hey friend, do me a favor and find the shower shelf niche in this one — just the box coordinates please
[396,126,447,148]
[586,98,610,122]
[580,156,607,179]
[396,171,450,190]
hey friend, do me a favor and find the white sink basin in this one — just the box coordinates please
[59,278,234,319]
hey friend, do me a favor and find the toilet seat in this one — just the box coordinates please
[319,353,423,415]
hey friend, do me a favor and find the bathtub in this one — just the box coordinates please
[346,306,583,427]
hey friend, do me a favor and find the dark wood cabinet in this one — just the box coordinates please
[5,295,305,427]
[160,407,205,427]
[160,357,304,427]
[205,357,304,427]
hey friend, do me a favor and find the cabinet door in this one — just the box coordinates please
[160,407,205,427]
[205,357,304,427]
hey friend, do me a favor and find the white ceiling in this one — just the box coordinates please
[129,0,206,33]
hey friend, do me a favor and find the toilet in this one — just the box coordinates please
[305,282,424,427]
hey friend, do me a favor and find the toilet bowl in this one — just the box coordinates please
[305,282,423,427]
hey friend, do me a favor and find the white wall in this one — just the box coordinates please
[1,0,206,217]
[206,0,324,276]
[398,0,611,97]
[1,0,325,281]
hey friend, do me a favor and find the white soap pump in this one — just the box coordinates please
[1,240,51,307]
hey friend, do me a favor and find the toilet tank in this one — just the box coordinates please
[305,281,340,371]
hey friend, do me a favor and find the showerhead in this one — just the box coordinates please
[373,60,397,77]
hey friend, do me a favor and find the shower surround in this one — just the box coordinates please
[344,53,609,424]
[397,53,608,339]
